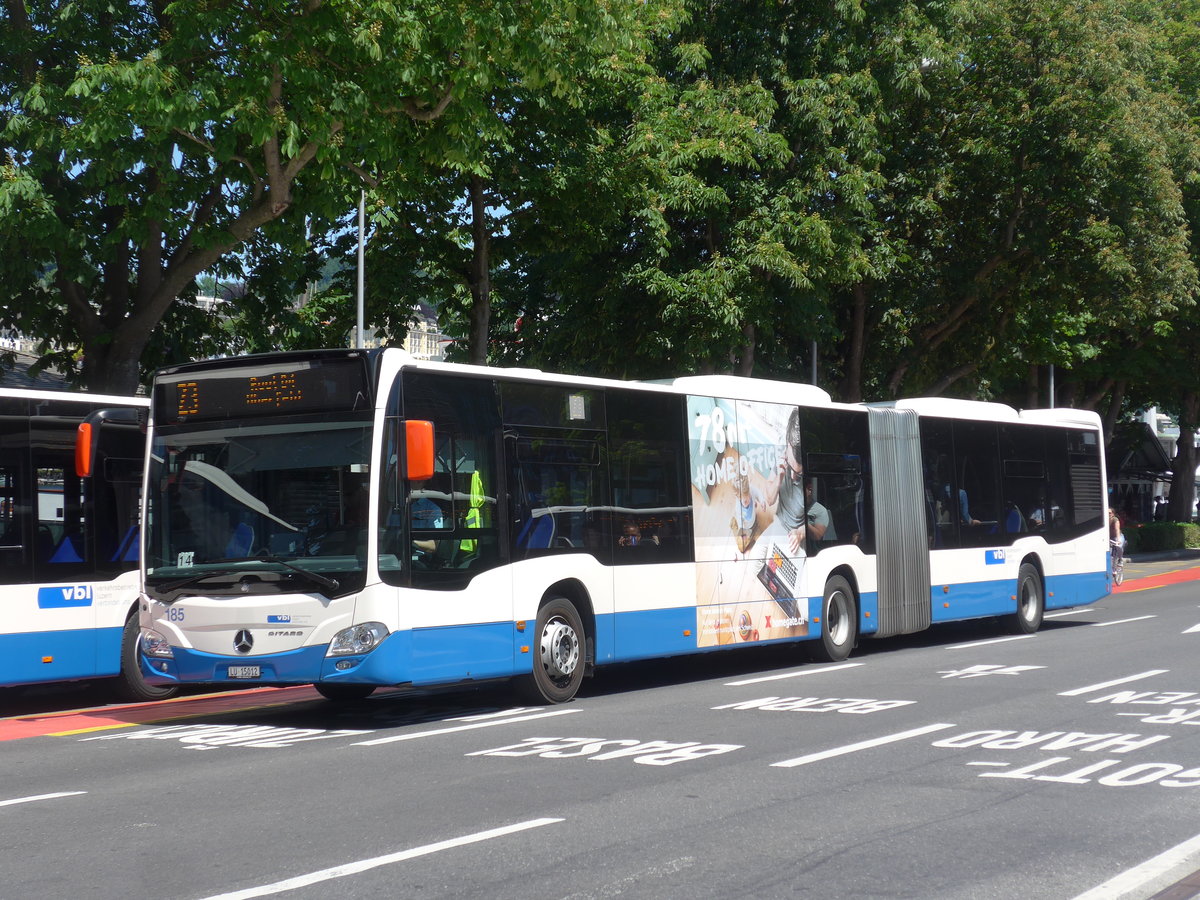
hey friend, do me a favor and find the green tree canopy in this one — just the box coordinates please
[1,0,637,391]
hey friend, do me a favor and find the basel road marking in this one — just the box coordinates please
[351,708,579,746]
[197,818,565,900]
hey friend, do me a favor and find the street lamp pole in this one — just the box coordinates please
[355,190,366,349]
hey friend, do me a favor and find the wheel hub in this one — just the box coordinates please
[540,618,580,679]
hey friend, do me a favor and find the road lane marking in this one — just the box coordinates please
[351,708,579,746]
[725,662,864,686]
[770,723,956,768]
[197,818,565,900]
[1092,616,1157,627]
[1045,608,1093,619]
[0,791,86,808]
[1184,624,1200,634]
[945,634,1035,650]
[1059,670,1169,697]
[1071,830,1200,900]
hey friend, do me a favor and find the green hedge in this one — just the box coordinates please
[1125,522,1200,554]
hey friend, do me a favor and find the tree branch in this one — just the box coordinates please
[401,86,455,122]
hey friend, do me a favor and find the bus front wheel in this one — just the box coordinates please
[1009,563,1044,634]
[813,576,857,663]
[113,611,179,703]
[517,597,585,704]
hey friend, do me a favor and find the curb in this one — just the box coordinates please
[1126,548,1200,564]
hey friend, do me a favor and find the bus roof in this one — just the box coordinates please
[0,386,148,407]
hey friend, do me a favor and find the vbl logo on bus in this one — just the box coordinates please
[37,585,94,609]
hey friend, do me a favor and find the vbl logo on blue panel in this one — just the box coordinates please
[985,550,1007,565]
[38,585,94,608]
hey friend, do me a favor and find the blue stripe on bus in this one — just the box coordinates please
[143,570,1102,690]
[0,626,122,687]
[858,590,880,634]
[145,643,332,686]
[144,624,516,688]
[930,569,1104,622]
[1046,569,1108,610]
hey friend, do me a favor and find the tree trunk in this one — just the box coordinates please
[1167,390,1198,523]
[1100,380,1126,440]
[466,174,491,366]
[80,344,143,396]
[735,322,755,376]
[838,282,868,403]
[1022,365,1040,409]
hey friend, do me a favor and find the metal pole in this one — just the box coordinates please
[811,340,818,385]
[356,190,366,349]
[1048,363,1055,408]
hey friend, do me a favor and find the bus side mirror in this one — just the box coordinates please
[75,422,94,478]
[406,420,435,481]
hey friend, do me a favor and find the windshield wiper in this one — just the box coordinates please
[150,556,340,595]
[151,570,232,594]
[246,555,341,593]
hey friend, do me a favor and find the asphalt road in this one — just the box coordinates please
[3,560,1200,900]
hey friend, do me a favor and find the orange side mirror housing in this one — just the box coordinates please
[75,422,94,478]
[405,420,435,481]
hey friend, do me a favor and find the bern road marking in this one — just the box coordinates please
[197,818,565,900]
[351,708,580,746]
[725,662,864,686]
[1091,615,1157,628]
[0,791,86,808]
[944,634,1036,650]
[770,723,957,768]
[1045,608,1094,619]
[1059,671,1169,698]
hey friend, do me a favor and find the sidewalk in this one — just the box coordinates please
[1126,548,1200,564]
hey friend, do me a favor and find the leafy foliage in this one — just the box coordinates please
[0,0,639,390]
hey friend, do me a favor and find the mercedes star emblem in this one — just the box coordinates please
[233,630,254,654]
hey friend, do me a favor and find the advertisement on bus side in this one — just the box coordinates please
[688,396,810,648]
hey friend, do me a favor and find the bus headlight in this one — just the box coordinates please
[140,629,175,659]
[327,622,389,657]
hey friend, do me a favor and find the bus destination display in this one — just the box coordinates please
[154,358,369,424]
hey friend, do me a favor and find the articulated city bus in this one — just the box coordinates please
[0,388,176,700]
[138,349,1110,703]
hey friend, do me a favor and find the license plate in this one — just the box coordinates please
[228,666,261,679]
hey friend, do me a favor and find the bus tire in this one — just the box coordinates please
[813,575,857,663]
[315,683,376,701]
[516,597,585,704]
[1010,563,1044,634]
[113,611,178,703]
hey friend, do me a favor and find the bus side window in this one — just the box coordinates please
[607,389,692,565]
[801,408,872,554]
[920,418,957,550]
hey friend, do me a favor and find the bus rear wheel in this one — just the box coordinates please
[113,611,178,703]
[812,576,857,663]
[517,597,585,704]
[1009,563,1044,634]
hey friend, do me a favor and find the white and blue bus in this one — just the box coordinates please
[138,349,1110,703]
[0,388,176,700]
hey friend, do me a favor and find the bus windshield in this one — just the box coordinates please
[144,415,372,596]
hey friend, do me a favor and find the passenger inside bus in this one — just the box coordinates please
[410,476,445,563]
[618,519,659,548]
